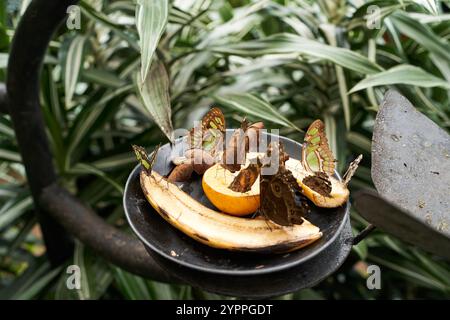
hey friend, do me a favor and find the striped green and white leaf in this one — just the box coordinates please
[64,35,85,108]
[54,241,113,300]
[0,195,32,230]
[0,52,7,69]
[11,265,63,300]
[391,11,450,62]
[136,0,169,84]
[349,65,450,93]
[136,61,173,142]
[82,69,125,88]
[0,148,21,162]
[211,33,382,75]
[65,84,133,168]
[70,163,124,194]
[214,93,301,131]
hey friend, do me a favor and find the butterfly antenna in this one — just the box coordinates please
[343,154,363,186]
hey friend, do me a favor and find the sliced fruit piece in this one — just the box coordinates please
[202,163,260,216]
[140,170,322,253]
[286,158,349,208]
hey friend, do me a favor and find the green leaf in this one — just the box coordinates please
[64,35,85,108]
[391,11,450,62]
[113,268,152,300]
[0,52,7,69]
[346,131,372,153]
[82,69,125,88]
[214,93,301,131]
[65,84,133,168]
[407,13,450,23]
[91,153,136,170]
[79,1,139,50]
[349,65,450,93]
[136,61,173,142]
[13,266,63,300]
[369,254,449,291]
[0,148,22,162]
[321,24,351,130]
[0,196,33,229]
[136,0,169,83]
[70,163,124,194]
[211,33,383,75]
[65,241,113,300]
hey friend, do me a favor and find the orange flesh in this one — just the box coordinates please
[202,164,260,216]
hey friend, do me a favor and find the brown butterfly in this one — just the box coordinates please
[228,160,261,193]
[258,142,309,226]
[221,118,264,173]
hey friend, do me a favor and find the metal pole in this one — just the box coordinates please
[0,83,7,114]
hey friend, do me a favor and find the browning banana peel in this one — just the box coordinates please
[140,170,322,253]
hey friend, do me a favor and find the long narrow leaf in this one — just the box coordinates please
[136,61,173,142]
[349,65,450,93]
[64,36,85,108]
[214,93,301,131]
[136,0,169,83]
[391,11,450,62]
[211,33,382,75]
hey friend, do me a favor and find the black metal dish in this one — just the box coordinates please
[124,132,350,279]
[143,217,352,297]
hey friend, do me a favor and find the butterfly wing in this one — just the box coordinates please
[259,169,307,226]
[302,120,336,175]
[221,119,264,172]
[259,142,307,226]
[189,107,225,156]
[228,162,261,193]
[132,144,160,174]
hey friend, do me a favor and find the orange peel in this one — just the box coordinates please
[202,164,260,216]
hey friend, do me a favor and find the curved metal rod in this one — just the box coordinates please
[40,183,175,281]
[7,0,176,281]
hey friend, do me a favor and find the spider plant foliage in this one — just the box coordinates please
[0,0,449,299]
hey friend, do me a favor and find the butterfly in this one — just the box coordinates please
[228,160,261,193]
[189,107,225,157]
[169,108,225,182]
[132,144,160,174]
[258,142,309,226]
[221,118,264,173]
[300,120,336,197]
[301,120,336,175]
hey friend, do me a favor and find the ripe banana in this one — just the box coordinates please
[140,170,322,253]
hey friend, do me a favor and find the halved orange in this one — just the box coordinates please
[202,163,260,216]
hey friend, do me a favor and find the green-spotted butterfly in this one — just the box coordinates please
[301,120,336,176]
[132,144,160,174]
[189,107,225,156]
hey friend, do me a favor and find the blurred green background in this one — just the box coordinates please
[0,0,449,299]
